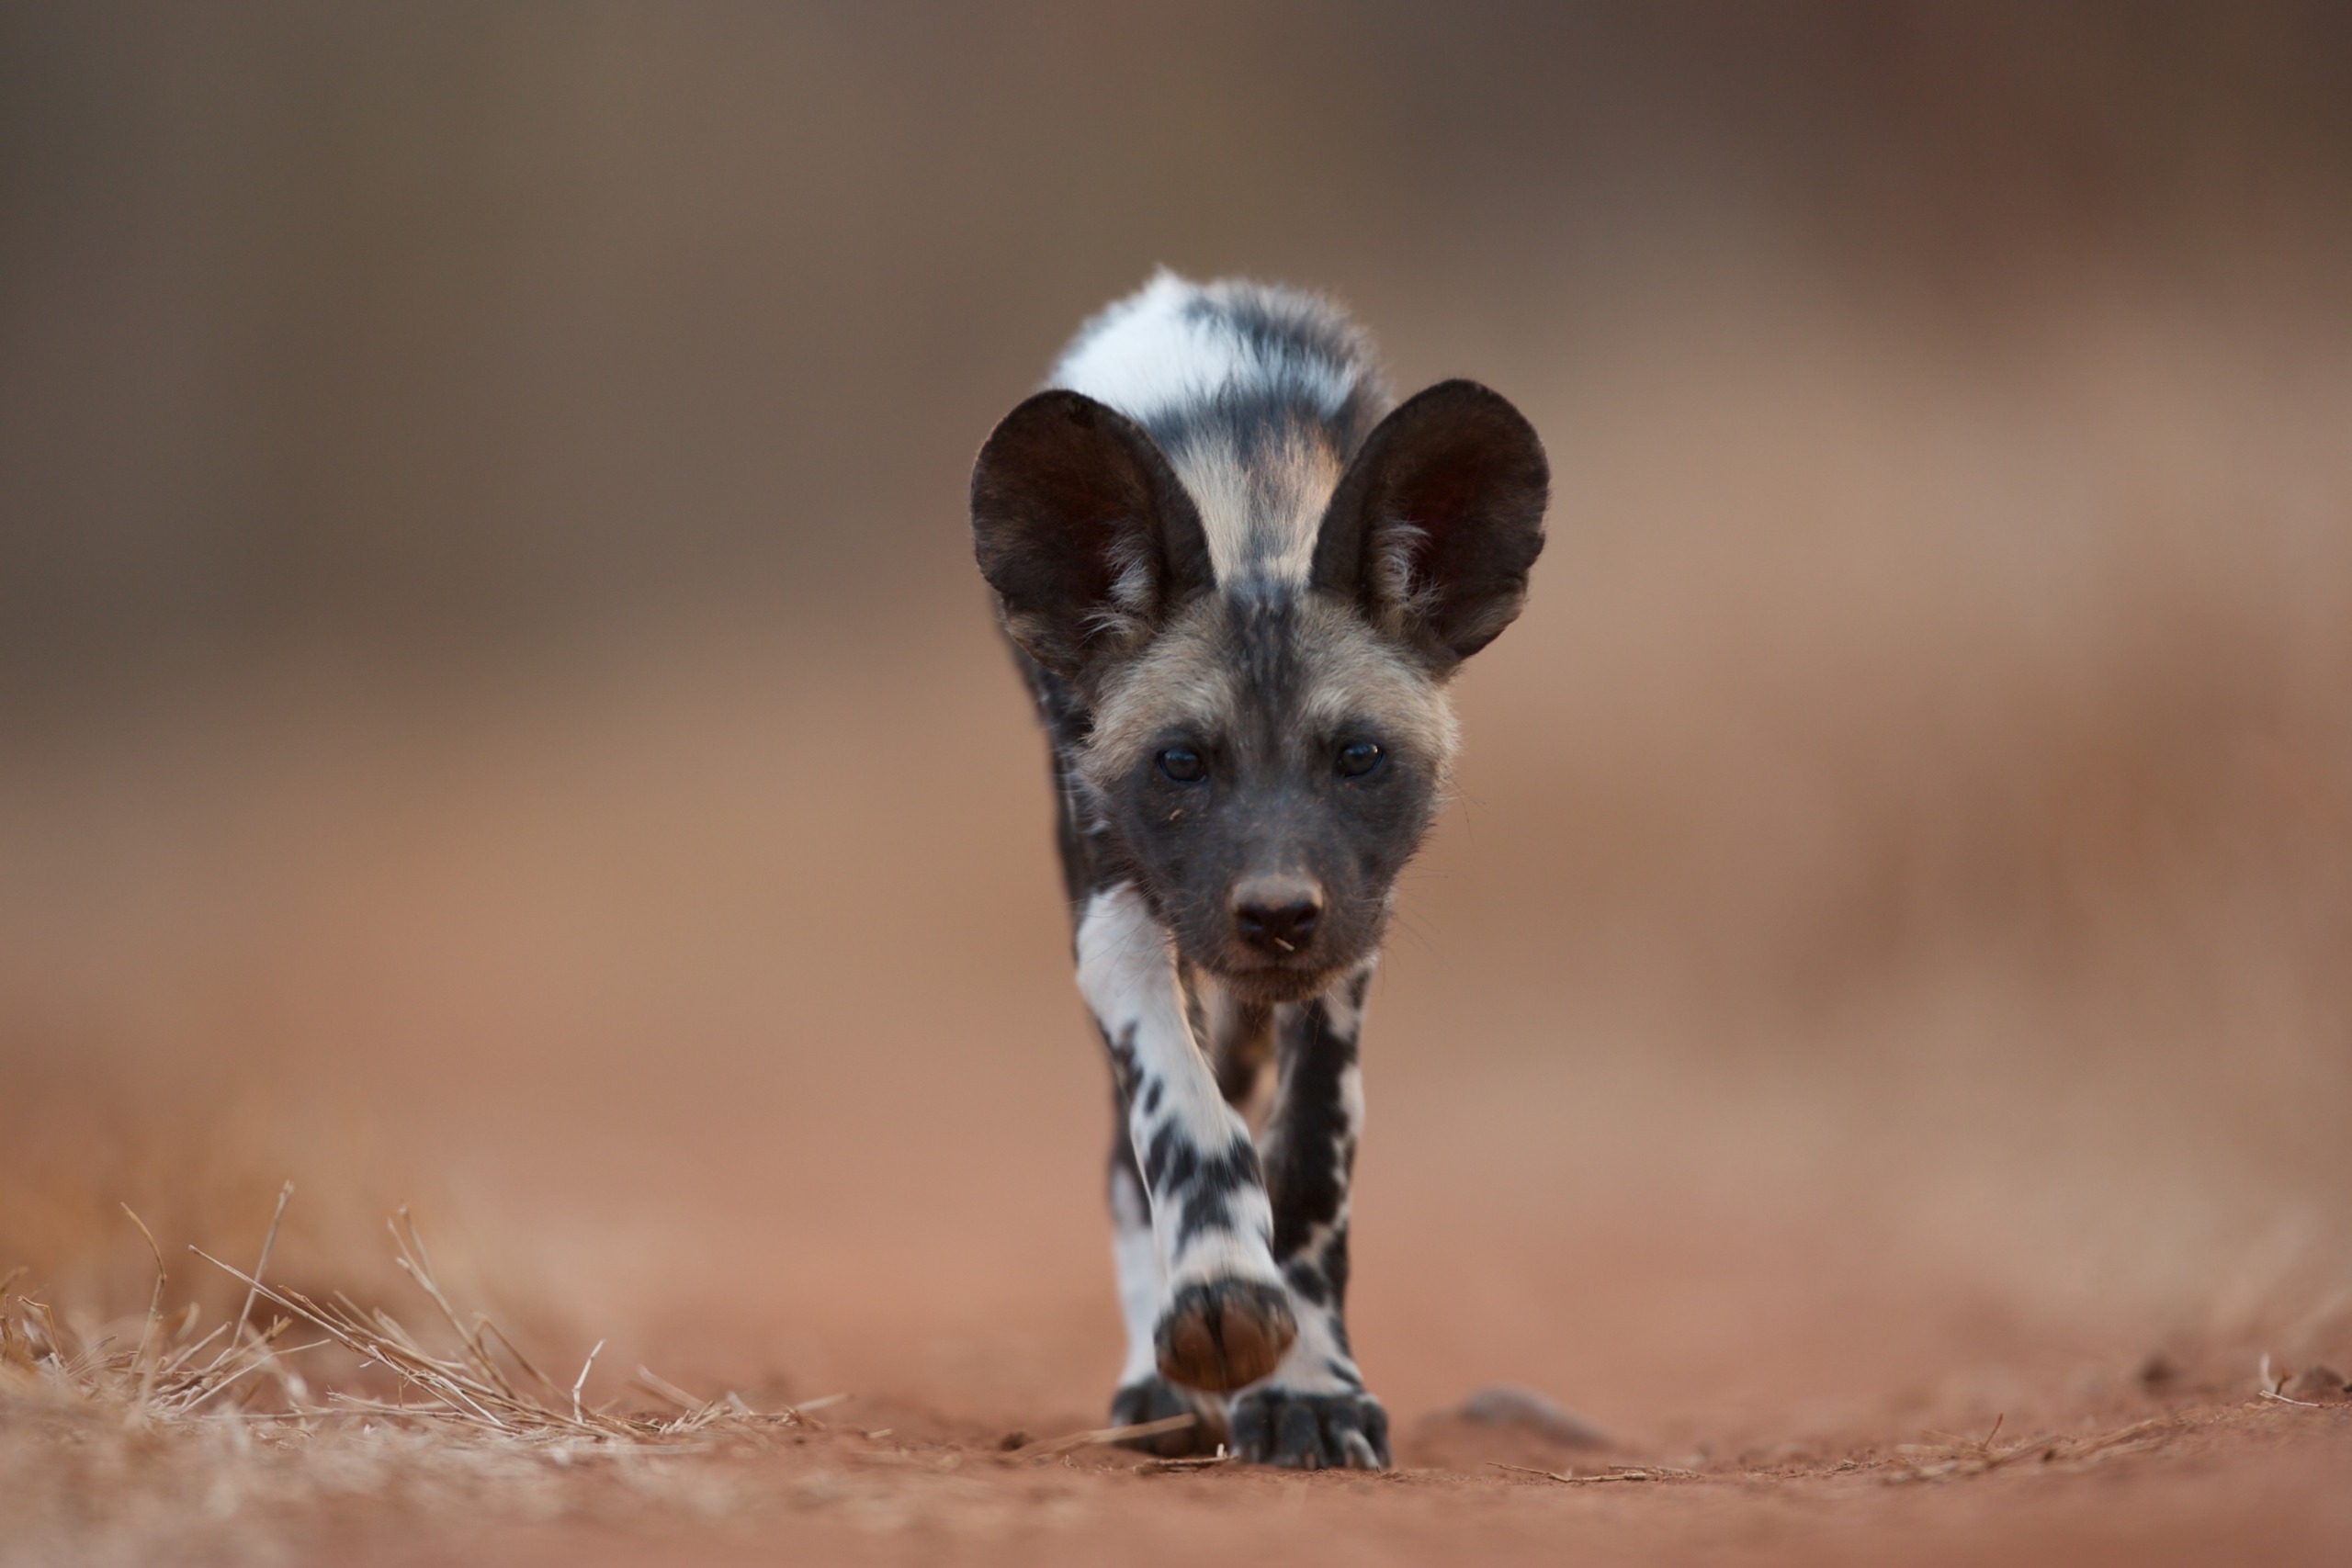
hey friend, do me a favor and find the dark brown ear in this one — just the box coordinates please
[970,389,1214,683]
[1309,379,1548,670]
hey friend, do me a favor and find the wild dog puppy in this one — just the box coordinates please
[970,274,1547,1469]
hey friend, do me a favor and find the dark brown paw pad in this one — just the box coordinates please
[1228,1387,1390,1470]
[1153,1277,1296,1393]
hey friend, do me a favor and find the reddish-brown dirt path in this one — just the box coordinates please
[334,1420,2351,1568]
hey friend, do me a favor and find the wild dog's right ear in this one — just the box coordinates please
[1311,379,1549,671]
[971,390,1214,683]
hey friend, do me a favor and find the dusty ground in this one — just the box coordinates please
[7,9,2352,1562]
[9,1116,2351,1568]
[6,299,2350,1564]
[10,1372,2352,1567]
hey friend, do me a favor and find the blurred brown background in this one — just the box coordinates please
[3,1,2348,1445]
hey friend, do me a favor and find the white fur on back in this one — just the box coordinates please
[1051,272,1357,426]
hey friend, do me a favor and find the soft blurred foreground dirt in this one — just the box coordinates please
[7,1371,2351,1568]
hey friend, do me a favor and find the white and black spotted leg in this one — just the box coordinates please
[1103,1109,1227,1454]
[1227,964,1390,1470]
[1079,883,1297,1404]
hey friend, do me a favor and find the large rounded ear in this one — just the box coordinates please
[1309,379,1548,671]
[970,389,1215,683]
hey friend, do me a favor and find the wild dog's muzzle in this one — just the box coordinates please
[1230,874,1324,956]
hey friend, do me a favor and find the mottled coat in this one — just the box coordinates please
[970,274,1548,1468]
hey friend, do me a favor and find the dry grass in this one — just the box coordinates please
[1883,1412,2189,1483]
[2,1195,834,1450]
[0,1197,860,1565]
[0,1197,1261,1563]
[6,1196,2352,1566]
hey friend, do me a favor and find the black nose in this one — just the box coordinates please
[1232,876,1324,954]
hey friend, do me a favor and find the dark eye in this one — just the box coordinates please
[1158,748,1207,784]
[1336,740,1385,779]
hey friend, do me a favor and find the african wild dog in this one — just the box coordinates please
[969,274,1547,1469]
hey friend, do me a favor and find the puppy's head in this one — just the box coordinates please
[972,381,1547,1001]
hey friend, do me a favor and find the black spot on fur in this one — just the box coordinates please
[1166,285,1389,457]
[1227,581,1304,695]
[1176,286,1368,383]
[1141,1122,1178,1191]
[1320,1223,1352,1307]
[1172,1185,1234,1253]
[1265,996,1359,1261]
[1098,1021,1139,1100]
[1147,1131,1264,1254]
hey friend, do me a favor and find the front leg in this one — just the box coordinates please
[1079,883,1296,1394]
[1227,965,1390,1469]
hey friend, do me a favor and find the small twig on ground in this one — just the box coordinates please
[2258,1387,2328,1408]
[1489,1461,1577,1483]
[1489,1461,1698,1484]
[119,1203,168,1410]
[390,1209,525,1404]
[217,1182,293,1368]
[2256,1352,2327,1408]
[571,1340,605,1425]
[1145,1445,1230,1472]
[1885,1410,2199,1483]
[1019,1413,1196,1459]
[631,1365,699,1409]
[783,1392,847,1429]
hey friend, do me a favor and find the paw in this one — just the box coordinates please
[1109,1374,1227,1457]
[1154,1277,1296,1393]
[1227,1386,1390,1470]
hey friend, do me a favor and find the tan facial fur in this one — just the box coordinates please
[1078,591,1459,804]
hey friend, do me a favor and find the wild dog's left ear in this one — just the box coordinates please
[971,389,1215,685]
[1310,379,1549,670]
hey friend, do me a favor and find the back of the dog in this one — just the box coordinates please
[1049,273,1392,594]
